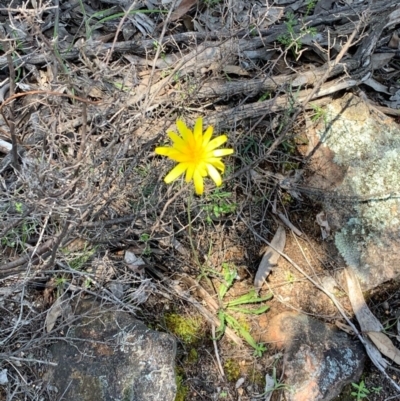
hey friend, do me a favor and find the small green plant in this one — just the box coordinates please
[263,366,291,396]
[258,92,271,102]
[305,0,317,16]
[55,276,68,297]
[310,103,328,124]
[350,380,381,400]
[215,263,272,357]
[1,220,37,249]
[277,12,300,52]
[351,380,370,400]
[139,233,152,256]
[68,246,96,270]
[15,202,23,214]
[202,190,237,224]
[277,11,317,56]
[249,24,258,37]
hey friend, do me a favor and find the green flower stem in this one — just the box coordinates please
[187,193,201,267]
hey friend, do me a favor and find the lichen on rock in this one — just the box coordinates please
[313,93,400,289]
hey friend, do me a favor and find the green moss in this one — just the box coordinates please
[247,368,266,386]
[224,359,241,382]
[186,348,198,364]
[175,368,189,401]
[165,313,202,345]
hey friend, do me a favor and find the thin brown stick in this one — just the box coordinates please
[0,238,55,271]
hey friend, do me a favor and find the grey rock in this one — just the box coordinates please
[46,299,176,401]
[260,312,365,401]
[306,93,400,290]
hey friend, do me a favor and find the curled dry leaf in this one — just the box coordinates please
[254,225,286,291]
[345,268,400,366]
[45,296,63,333]
[169,0,197,23]
[367,331,400,366]
[345,268,383,332]
[316,211,331,239]
[277,212,302,236]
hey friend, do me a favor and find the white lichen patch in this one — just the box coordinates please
[315,94,400,287]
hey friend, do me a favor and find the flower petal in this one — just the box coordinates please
[164,163,189,183]
[205,135,228,151]
[177,119,194,146]
[194,117,203,142]
[211,148,234,157]
[202,126,213,147]
[158,148,191,163]
[206,164,222,186]
[193,170,204,195]
[167,132,189,153]
[155,147,172,156]
[185,164,195,182]
[197,161,208,177]
[204,157,225,171]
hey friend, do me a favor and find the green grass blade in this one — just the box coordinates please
[228,305,270,315]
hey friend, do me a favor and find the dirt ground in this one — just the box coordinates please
[1,0,400,400]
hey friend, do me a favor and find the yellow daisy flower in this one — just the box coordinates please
[155,117,234,195]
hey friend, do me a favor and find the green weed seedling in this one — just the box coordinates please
[60,244,96,271]
[139,233,152,256]
[305,0,317,16]
[264,366,290,396]
[1,220,37,249]
[310,103,328,124]
[202,189,237,224]
[215,263,272,357]
[56,277,67,294]
[351,380,370,400]
[277,11,317,56]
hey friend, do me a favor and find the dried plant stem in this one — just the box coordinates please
[212,324,225,378]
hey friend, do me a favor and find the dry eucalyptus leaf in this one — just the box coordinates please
[222,65,250,76]
[367,331,400,365]
[45,297,63,333]
[345,268,383,332]
[277,212,302,236]
[170,0,197,22]
[254,225,286,291]
[388,32,400,49]
[364,336,389,370]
